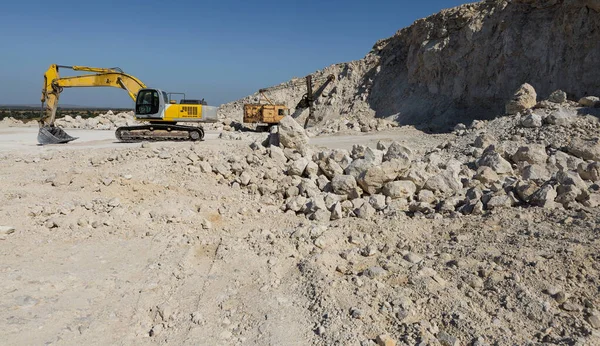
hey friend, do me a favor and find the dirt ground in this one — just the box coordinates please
[0,125,598,345]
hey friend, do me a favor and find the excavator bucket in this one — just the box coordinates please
[37,126,78,145]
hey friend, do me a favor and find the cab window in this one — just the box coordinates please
[136,90,160,115]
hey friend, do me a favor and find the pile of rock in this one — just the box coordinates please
[203,101,600,221]
[312,117,398,135]
[0,117,32,127]
[55,111,138,130]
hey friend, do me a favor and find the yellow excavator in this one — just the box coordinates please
[39,64,217,144]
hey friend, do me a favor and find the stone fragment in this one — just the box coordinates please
[474,133,496,149]
[382,180,417,199]
[344,159,372,180]
[380,159,411,181]
[376,334,397,346]
[548,90,567,103]
[568,138,600,161]
[351,144,367,159]
[474,166,499,184]
[545,108,572,126]
[269,146,287,163]
[355,202,375,219]
[287,158,309,176]
[286,196,308,212]
[277,116,309,154]
[506,83,537,115]
[515,181,538,202]
[579,96,600,107]
[578,162,600,181]
[357,166,389,195]
[330,202,343,220]
[239,171,252,186]
[314,236,327,249]
[363,266,387,279]
[553,151,583,171]
[383,142,413,162]
[512,145,547,165]
[485,195,513,209]
[364,147,384,164]
[0,226,15,239]
[520,164,551,182]
[317,158,343,179]
[424,169,462,193]
[477,150,513,174]
[529,184,558,208]
[437,331,460,346]
[587,314,600,329]
[305,161,319,177]
[404,252,423,264]
[417,189,436,204]
[520,113,543,128]
[331,175,359,197]
[198,161,212,173]
[556,170,587,190]
[368,194,387,210]
[555,184,583,206]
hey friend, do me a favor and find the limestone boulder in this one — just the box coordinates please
[506,83,537,115]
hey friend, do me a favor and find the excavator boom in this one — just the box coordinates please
[40,64,146,126]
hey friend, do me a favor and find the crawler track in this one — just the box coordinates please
[115,124,205,142]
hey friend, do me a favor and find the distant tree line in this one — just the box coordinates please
[0,108,132,121]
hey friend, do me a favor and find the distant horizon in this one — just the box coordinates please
[0,103,133,110]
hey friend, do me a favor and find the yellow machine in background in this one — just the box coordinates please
[244,73,335,130]
[39,64,217,144]
[243,91,289,131]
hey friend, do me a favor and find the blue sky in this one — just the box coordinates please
[0,0,469,108]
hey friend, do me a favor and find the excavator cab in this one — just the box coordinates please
[135,89,165,120]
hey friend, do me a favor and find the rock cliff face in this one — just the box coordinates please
[220,0,600,131]
[368,0,600,128]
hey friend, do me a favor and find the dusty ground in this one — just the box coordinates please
[0,125,598,345]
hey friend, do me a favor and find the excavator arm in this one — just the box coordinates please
[291,74,335,128]
[38,64,147,144]
[40,64,147,128]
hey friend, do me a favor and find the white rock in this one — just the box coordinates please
[287,158,309,176]
[512,145,548,165]
[331,175,360,198]
[0,226,16,237]
[506,83,537,115]
[529,184,558,208]
[520,113,543,128]
[368,194,387,210]
[382,180,417,199]
[579,96,600,107]
[277,116,310,155]
[477,150,513,174]
[548,90,567,103]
